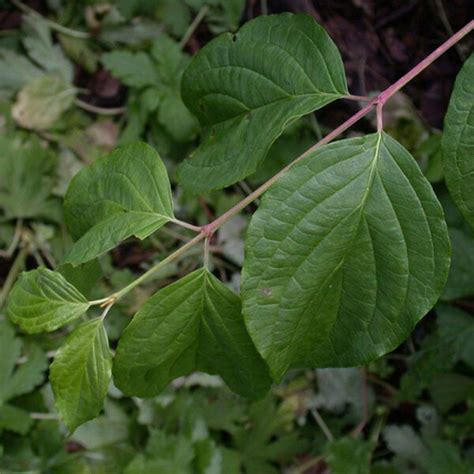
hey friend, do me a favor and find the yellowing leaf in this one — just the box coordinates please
[12,75,76,131]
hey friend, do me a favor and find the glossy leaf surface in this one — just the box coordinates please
[64,142,174,265]
[177,13,348,193]
[50,318,112,432]
[242,132,450,380]
[7,268,90,334]
[443,53,474,229]
[114,269,271,399]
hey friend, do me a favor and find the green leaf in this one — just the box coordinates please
[102,51,159,88]
[0,404,33,435]
[0,320,47,404]
[70,399,129,449]
[443,53,474,229]
[0,135,60,220]
[58,260,103,298]
[233,396,309,472]
[0,48,42,98]
[205,0,246,34]
[151,34,190,86]
[2,347,47,402]
[12,75,76,131]
[325,437,374,474]
[442,227,474,300]
[429,373,474,413]
[7,268,90,334]
[242,132,450,380]
[157,91,198,142]
[59,35,98,74]
[144,430,195,474]
[22,14,73,82]
[64,142,174,265]
[114,268,271,399]
[177,13,348,193]
[421,439,472,474]
[437,304,474,368]
[50,318,112,432]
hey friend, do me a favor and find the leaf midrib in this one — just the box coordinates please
[198,91,343,128]
[272,134,383,367]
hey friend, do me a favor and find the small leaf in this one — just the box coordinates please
[443,53,474,229]
[0,320,47,403]
[242,132,450,380]
[177,13,348,193]
[325,437,374,474]
[70,399,129,449]
[422,439,472,474]
[7,268,90,334]
[0,135,59,220]
[22,14,73,82]
[442,227,474,300]
[12,75,76,131]
[102,50,159,88]
[64,142,174,265]
[0,48,42,98]
[0,404,33,434]
[114,269,271,399]
[50,318,112,432]
[437,304,474,368]
[2,347,47,402]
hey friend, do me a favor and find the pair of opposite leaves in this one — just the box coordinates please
[8,12,471,427]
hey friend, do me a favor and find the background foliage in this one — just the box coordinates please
[0,1,473,473]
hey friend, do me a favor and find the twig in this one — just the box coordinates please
[311,407,334,442]
[113,233,206,301]
[290,455,323,474]
[75,99,126,116]
[376,102,384,132]
[352,368,369,437]
[0,245,29,308]
[0,218,22,258]
[180,5,209,49]
[433,0,466,60]
[10,0,90,39]
[203,235,211,268]
[170,218,202,233]
[30,412,60,420]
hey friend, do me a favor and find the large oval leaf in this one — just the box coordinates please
[7,268,90,334]
[50,318,112,432]
[114,269,271,399]
[64,142,174,265]
[443,53,474,229]
[177,13,348,193]
[242,132,450,380]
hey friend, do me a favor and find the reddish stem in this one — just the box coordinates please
[376,19,474,106]
[203,20,473,233]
